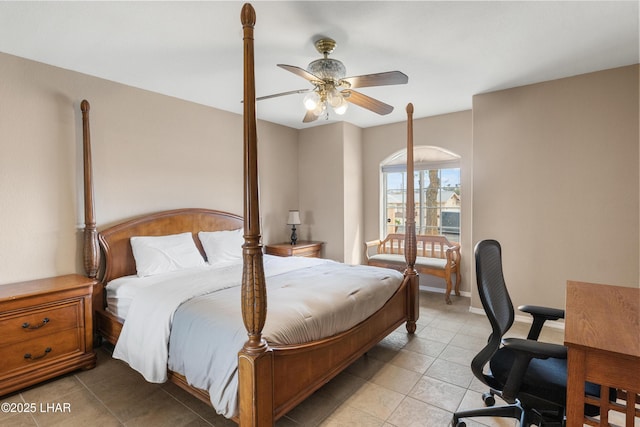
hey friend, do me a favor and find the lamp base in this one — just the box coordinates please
[290,225,298,245]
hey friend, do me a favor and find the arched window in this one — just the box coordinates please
[381,146,461,241]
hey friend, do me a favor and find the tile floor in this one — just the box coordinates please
[0,291,566,427]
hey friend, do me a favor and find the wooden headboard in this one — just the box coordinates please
[98,208,243,283]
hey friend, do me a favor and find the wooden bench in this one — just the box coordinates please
[365,233,461,304]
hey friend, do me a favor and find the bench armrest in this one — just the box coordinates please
[364,239,381,261]
[444,243,461,264]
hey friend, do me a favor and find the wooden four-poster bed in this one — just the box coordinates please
[81,3,419,426]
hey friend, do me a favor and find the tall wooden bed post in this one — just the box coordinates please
[81,99,103,317]
[404,103,419,334]
[81,99,100,280]
[237,5,417,424]
[238,4,274,426]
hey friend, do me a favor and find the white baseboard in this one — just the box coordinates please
[420,285,564,330]
[419,285,471,298]
[419,285,564,331]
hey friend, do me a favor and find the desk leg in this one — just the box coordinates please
[625,391,637,427]
[567,348,586,427]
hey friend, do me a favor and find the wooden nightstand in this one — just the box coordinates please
[265,241,323,258]
[0,274,97,396]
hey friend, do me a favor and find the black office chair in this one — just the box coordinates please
[452,239,607,427]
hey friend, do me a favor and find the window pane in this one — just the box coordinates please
[442,168,461,188]
[385,172,405,234]
[382,166,460,242]
[441,168,460,241]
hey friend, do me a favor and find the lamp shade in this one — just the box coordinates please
[287,210,301,225]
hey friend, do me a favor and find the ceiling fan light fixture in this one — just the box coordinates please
[312,102,326,117]
[265,36,408,123]
[303,91,321,110]
[333,97,348,115]
[327,87,341,107]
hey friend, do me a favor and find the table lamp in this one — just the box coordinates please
[287,210,301,245]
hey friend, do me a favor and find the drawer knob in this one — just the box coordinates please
[22,318,49,330]
[24,347,52,361]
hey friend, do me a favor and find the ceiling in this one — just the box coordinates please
[0,1,637,129]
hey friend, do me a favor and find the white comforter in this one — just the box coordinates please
[110,255,403,418]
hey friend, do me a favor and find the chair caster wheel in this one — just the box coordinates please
[451,416,465,427]
[482,392,495,406]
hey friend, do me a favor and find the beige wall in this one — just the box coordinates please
[1,51,637,315]
[362,110,474,294]
[472,65,639,310]
[297,122,365,264]
[0,52,298,284]
[298,123,345,261]
[342,123,364,265]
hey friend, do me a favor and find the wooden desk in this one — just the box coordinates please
[565,281,639,426]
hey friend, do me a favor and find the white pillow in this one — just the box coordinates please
[198,229,244,265]
[130,232,206,277]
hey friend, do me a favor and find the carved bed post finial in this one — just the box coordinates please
[241,1,256,26]
[238,4,274,426]
[81,100,99,279]
[404,103,418,333]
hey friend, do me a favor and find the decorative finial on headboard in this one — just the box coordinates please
[81,99,99,278]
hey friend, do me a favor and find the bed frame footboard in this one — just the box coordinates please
[270,274,416,419]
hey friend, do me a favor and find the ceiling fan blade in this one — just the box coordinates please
[342,89,394,115]
[256,88,311,101]
[278,64,322,82]
[302,110,319,123]
[342,71,408,88]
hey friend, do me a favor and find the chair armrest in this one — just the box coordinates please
[518,305,565,340]
[499,338,567,403]
[364,240,381,262]
[502,338,567,359]
[519,305,565,320]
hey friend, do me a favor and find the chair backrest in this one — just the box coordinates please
[471,239,515,384]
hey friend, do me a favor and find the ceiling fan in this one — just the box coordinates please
[258,37,408,123]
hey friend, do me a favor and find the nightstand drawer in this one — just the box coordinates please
[0,301,80,346]
[265,241,323,258]
[287,245,320,257]
[0,328,81,374]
